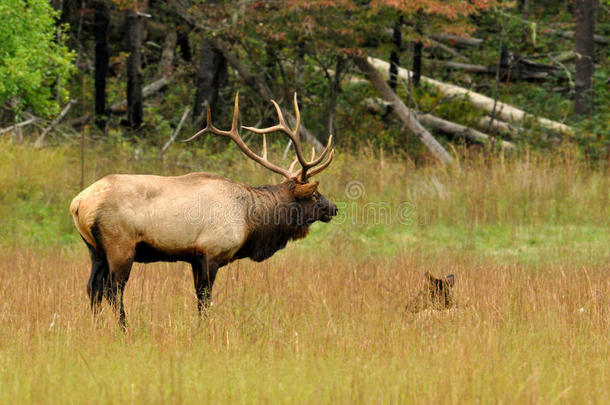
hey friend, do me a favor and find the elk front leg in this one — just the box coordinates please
[105,243,134,328]
[191,257,219,315]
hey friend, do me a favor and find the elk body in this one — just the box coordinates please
[70,94,337,325]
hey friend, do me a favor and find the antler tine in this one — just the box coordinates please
[182,94,235,142]
[188,92,293,179]
[297,135,333,181]
[293,92,301,141]
[287,156,299,175]
[305,149,335,178]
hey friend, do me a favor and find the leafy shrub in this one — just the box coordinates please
[0,0,74,118]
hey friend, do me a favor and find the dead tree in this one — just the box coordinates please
[93,1,110,129]
[125,8,143,128]
[573,0,596,116]
[388,16,403,92]
[193,40,227,123]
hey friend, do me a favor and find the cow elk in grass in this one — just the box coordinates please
[70,94,337,326]
[405,271,456,314]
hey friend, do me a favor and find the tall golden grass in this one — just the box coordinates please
[0,140,608,403]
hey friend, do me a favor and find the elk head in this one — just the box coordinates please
[406,272,456,313]
[184,93,338,228]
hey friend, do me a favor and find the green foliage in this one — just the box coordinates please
[0,0,74,117]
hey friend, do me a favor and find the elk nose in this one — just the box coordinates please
[330,203,338,216]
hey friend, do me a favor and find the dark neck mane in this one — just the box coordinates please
[234,180,309,262]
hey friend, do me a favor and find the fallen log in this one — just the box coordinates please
[429,33,483,47]
[433,60,555,80]
[367,57,573,135]
[478,116,519,137]
[363,97,514,148]
[426,38,470,62]
[547,28,610,45]
[553,51,577,63]
[418,114,514,149]
[353,56,454,164]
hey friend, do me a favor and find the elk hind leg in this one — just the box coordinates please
[86,244,109,315]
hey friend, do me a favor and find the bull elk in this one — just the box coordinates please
[70,94,337,325]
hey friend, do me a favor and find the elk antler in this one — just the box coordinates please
[243,93,333,182]
[183,93,296,179]
[184,93,334,182]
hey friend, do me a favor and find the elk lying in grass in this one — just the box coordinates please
[70,94,337,325]
[405,272,456,314]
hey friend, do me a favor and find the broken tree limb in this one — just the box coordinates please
[435,61,492,73]
[109,76,173,113]
[547,28,610,45]
[426,37,470,62]
[553,51,577,63]
[159,106,191,158]
[0,118,37,135]
[353,56,453,164]
[433,60,553,80]
[477,116,519,137]
[367,57,574,135]
[213,43,325,152]
[429,33,483,47]
[418,114,514,149]
[34,99,76,147]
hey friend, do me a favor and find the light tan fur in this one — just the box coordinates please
[70,172,251,262]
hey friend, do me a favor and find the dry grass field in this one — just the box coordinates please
[0,141,608,403]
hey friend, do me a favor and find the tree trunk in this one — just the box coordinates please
[573,0,596,117]
[353,56,454,164]
[412,12,423,88]
[412,41,423,87]
[521,0,531,44]
[176,25,192,63]
[388,16,403,91]
[326,57,344,139]
[125,8,143,128]
[193,40,227,123]
[156,27,177,78]
[93,1,109,129]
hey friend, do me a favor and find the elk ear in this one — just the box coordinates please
[445,274,455,288]
[292,181,319,199]
[424,271,434,284]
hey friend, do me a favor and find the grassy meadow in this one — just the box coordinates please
[0,139,608,403]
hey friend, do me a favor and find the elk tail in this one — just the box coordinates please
[70,196,97,249]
